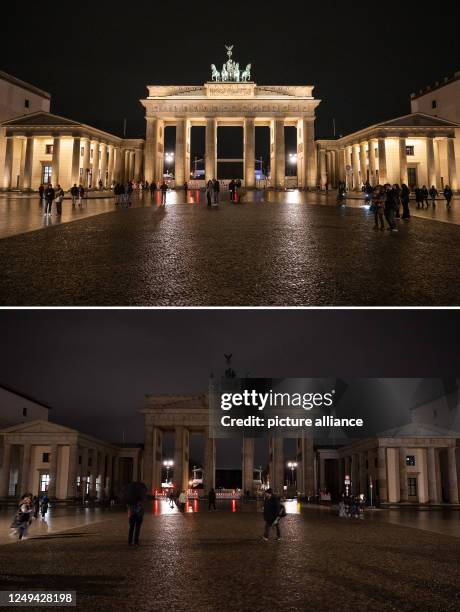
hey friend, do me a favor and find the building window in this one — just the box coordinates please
[406,146,415,156]
[406,455,416,466]
[375,148,378,158]
[45,144,54,155]
[42,165,52,184]
[25,99,30,109]
[407,477,417,497]
[39,473,50,493]
[432,100,437,109]
[22,407,27,417]
[90,149,93,160]
[42,453,50,463]
[81,147,84,157]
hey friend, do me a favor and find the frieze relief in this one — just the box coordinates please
[147,102,315,115]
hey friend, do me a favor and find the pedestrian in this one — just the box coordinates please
[208,488,217,511]
[32,496,40,519]
[78,184,85,206]
[168,489,175,509]
[178,490,187,512]
[70,183,79,206]
[10,494,32,541]
[98,179,103,191]
[206,180,213,206]
[150,182,157,199]
[127,500,144,546]
[393,184,401,218]
[160,181,168,205]
[44,183,55,216]
[414,187,423,209]
[184,181,188,194]
[236,179,242,203]
[229,179,236,202]
[40,494,49,518]
[213,178,220,204]
[384,184,397,231]
[262,488,285,541]
[55,184,64,215]
[421,185,429,208]
[371,185,385,231]
[429,185,438,207]
[444,185,453,208]
[38,183,45,205]
[401,183,410,220]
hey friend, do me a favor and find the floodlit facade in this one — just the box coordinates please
[0,384,50,429]
[316,113,459,191]
[0,70,51,124]
[411,71,460,124]
[0,112,144,191]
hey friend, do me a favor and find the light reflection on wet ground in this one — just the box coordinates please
[151,497,301,515]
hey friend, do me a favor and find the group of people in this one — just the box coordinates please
[10,493,50,541]
[38,183,66,215]
[414,184,453,208]
[205,179,221,206]
[338,493,366,519]
[113,181,134,206]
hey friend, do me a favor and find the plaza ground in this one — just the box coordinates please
[1,190,460,306]
[0,501,459,611]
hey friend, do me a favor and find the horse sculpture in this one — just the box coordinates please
[211,64,220,81]
[221,64,229,81]
[241,64,251,82]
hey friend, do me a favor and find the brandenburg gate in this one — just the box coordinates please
[141,46,320,189]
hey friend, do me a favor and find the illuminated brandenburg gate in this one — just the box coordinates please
[141,47,320,189]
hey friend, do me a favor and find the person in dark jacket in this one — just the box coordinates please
[421,185,429,208]
[127,501,144,546]
[213,179,220,204]
[444,185,453,208]
[10,494,32,540]
[414,187,423,209]
[429,185,438,207]
[262,488,282,541]
[401,184,410,220]
[393,184,401,218]
[208,488,217,511]
[384,185,397,231]
[44,183,55,216]
[38,184,45,204]
[70,184,79,206]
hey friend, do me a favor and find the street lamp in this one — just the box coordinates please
[163,459,174,484]
[288,153,297,164]
[165,152,175,177]
[287,461,297,486]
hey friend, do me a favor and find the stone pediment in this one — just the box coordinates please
[377,113,460,129]
[144,394,208,410]
[2,111,81,128]
[0,419,77,435]
[377,421,460,439]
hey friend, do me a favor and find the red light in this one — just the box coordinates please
[232,499,236,513]
[154,499,159,515]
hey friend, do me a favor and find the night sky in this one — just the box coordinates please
[1,310,460,454]
[2,0,459,142]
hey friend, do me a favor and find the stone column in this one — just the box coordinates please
[67,444,79,499]
[427,447,440,503]
[3,137,14,189]
[100,143,108,187]
[377,138,387,184]
[175,119,188,187]
[205,118,217,181]
[399,138,408,185]
[377,446,388,502]
[447,446,459,503]
[22,136,34,190]
[269,434,284,493]
[319,455,326,490]
[399,447,408,502]
[134,149,143,182]
[107,145,115,185]
[143,424,154,491]
[298,433,314,497]
[359,452,367,495]
[352,145,360,190]
[244,118,255,188]
[123,150,130,182]
[51,137,60,185]
[82,139,90,187]
[368,140,376,185]
[17,444,31,495]
[114,148,123,183]
[242,437,254,493]
[0,442,12,497]
[112,456,120,498]
[132,452,139,482]
[90,449,98,497]
[81,447,88,499]
[360,142,367,185]
[91,141,100,187]
[174,426,189,491]
[446,138,458,190]
[272,119,285,189]
[204,430,216,492]
[48,444,58,498]
[426,137,436,188]
[304,119,316,189]
[144,117,156,183]
[319,149,327,188]
[338,148,346,183]
[71,137,81,185]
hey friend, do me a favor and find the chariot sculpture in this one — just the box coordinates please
[210,45,252,82]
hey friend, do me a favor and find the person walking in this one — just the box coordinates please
[393,184,401,218]
[206,180,213,207]
[414,187,423,209]
[401,183,411,220]
[127,501,144,546]
[55,184,64,215]
[150,182,157,199]
[429,185,438,207]
[444,185,453,208]
[70,183,79,206]
[384,184,397,231]
[421,185,429,209]
[229,179,236,202]
[262,488,284,541]
[38,183,45,205]
[213,179,220,204]
[40,494,49,518]
[10,494,32,541]
[372,185,385,230]
[160,181,168,206]
[178,490,187,512]
[32,496,40,519]
[44,183,55,216]
[208,488,217,511]
[78,184,85,206]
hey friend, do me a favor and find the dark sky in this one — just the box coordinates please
[1,310,460,449]
[2,1,459,140]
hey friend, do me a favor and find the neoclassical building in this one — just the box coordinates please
[316,113,459,191]
[0,112,144,191]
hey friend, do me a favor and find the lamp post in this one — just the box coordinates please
[163,459,174,484]
[287,461,297,486]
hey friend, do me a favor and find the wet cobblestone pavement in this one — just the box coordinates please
[1,193,460,305]
[0,507,459,611]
